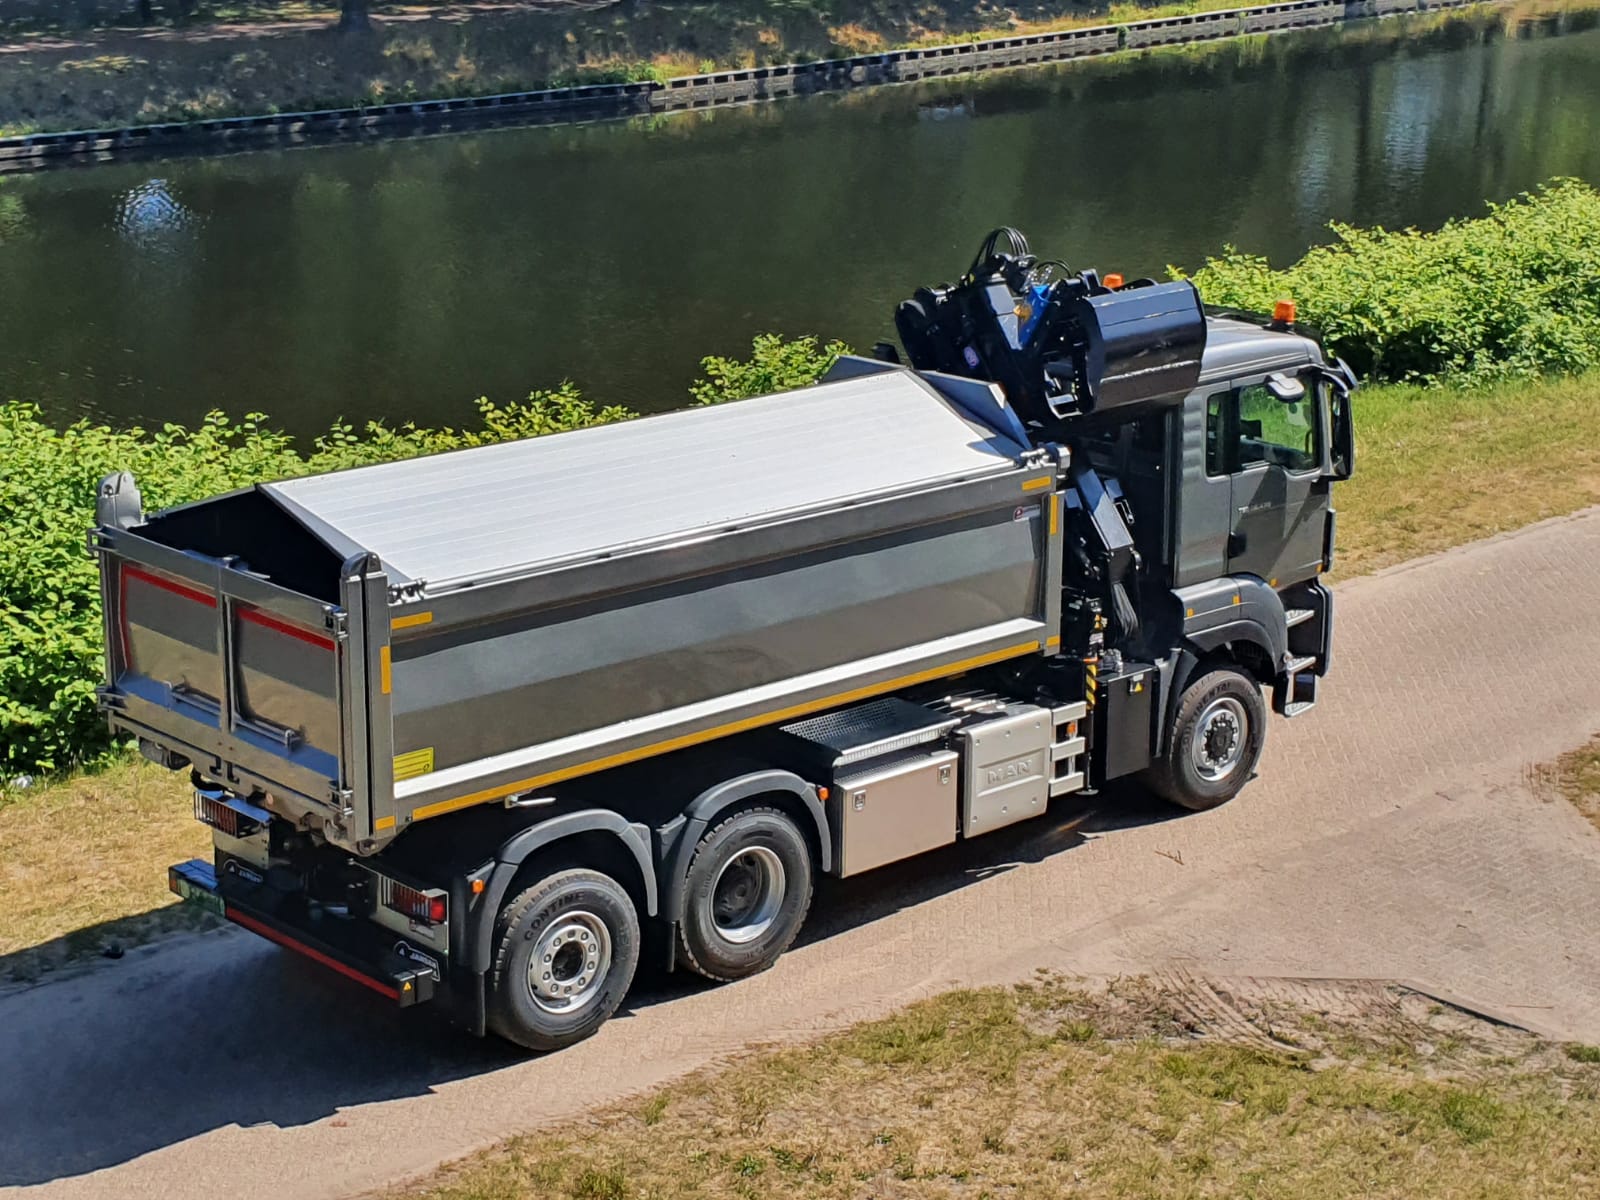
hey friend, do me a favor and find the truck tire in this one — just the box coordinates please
[1145,666,1266,812]
[677,806,813,983]
[486,868,640,1052]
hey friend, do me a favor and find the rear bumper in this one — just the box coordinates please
[169,859,438,1007]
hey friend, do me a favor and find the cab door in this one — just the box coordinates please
[1210,374,1330,585]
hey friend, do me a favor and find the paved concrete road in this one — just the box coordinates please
[4,510,1599,1199]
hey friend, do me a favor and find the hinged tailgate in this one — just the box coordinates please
[94,526,360,823]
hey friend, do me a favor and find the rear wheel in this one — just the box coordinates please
[678,806,813,982]
[1145,666,1266,811]
[486,867,640,1052]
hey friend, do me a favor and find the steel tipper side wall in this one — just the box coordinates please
[379,468,1060,833]
[255,368,1062,839]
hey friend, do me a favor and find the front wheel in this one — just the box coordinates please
[486,867,640,1052]
[1144,666,1267,811]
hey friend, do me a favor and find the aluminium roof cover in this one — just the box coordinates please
[262,369,1028,590]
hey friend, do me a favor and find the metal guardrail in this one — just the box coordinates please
[0,0,1478,168]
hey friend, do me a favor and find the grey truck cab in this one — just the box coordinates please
[93,231,1352,1050]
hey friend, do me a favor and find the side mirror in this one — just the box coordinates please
[1329,387,1355,481]
[1266,372,1305,403]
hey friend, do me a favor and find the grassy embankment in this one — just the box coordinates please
[3,0,1585,137]
[0,0,1263,137]
[3,181,1600,979]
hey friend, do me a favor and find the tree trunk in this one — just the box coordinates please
[337,0,371,32]
[136,0,153,24]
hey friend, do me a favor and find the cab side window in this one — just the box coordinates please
[1236,383,1319,473]
[1205,380,1320,475]
[1204,392,1228,476]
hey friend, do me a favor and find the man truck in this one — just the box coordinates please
[92,230,1354,1050]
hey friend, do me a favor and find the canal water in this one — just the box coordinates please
[2,9,1598,435]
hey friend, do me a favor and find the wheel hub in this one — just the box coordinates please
[1191,696,1248,783]
[710,846,785,945]
[527,910,612,1015]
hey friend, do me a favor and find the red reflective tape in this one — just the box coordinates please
[238,607,336,651]
[227,908,399,1000]
[124,564,217,609]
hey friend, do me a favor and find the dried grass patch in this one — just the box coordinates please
[399,977,1600,1199]
[0,759,211,982]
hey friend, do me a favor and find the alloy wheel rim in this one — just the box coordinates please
[1192,696,1248,782]
[527,910,612,1014]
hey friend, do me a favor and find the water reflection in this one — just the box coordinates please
[0,184,26,245]
[114,179,200,251]
[918,98,975,121]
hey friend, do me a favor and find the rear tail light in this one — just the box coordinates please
[195,788,270,839]
[378,876,448,926]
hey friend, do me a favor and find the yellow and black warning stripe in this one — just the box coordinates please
[1084,655,1100,710]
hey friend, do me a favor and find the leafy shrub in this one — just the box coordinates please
[691,333,847,405]
[1184,180,1600,385]
[1,339,839,777]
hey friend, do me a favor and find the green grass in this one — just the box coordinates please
[397,980,1600,1199]
[1337,371,1600,575]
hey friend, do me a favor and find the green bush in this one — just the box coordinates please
[0,338,841,777]
[1183,180,1600,385]
[691,333,849,406]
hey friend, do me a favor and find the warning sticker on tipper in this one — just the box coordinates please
[393,747,435,781]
